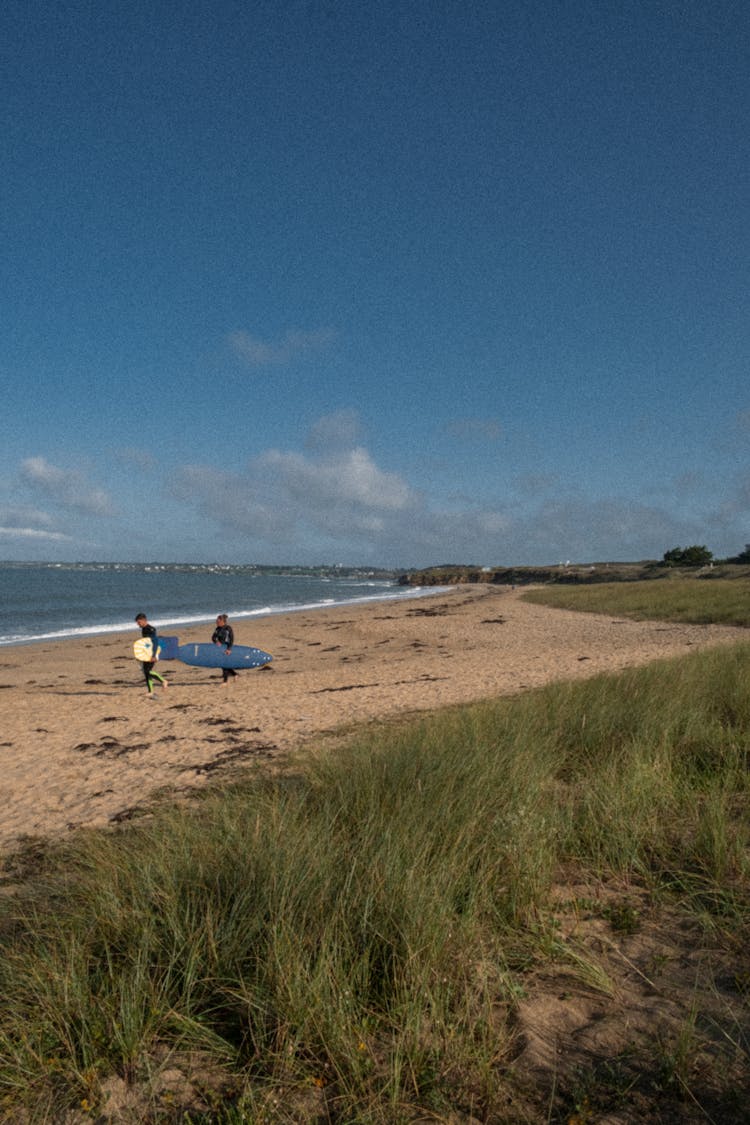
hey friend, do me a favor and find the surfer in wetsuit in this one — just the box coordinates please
[212,614,237,683]
[134,613,168,696]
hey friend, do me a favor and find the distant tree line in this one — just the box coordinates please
[660,544,750,567]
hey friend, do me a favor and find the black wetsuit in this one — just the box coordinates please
[140,623,166,693]
[211,623,237,681]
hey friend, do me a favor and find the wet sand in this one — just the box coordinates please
[0,585,743,854]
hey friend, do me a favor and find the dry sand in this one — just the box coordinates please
[0,585,743,856]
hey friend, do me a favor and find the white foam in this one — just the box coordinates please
[0,586,446,647]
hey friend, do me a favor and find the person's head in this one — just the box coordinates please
[135,613,148,625]
[216,614,228,625]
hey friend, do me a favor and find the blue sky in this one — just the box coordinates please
[2,0,748,567]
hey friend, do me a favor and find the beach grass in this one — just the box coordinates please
[1,636,750,1117]
[521,576,750,627]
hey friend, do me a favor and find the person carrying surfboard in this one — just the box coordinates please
[134,613,168,696]
[212,614,237,684]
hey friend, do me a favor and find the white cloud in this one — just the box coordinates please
[167,412,511,563]
[170,465,296,541]
[228,327,335,367]
[305,408,363,453]
[0,526,73,541]
[19,457,114,516]
[260,447,414,513]
[0,504,74,546]
[0,505,56,529]
[511,497,691,563]
[169,446,417,546]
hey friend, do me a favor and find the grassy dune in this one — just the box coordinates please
[1,594,749,1121]
[522,577,750,627]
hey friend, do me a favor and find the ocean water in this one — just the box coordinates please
[0,563,436,647]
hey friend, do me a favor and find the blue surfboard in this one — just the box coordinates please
[176,643,273,670]
[155,636,179,660]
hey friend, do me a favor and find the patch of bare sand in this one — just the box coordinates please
[510,879,750,1121]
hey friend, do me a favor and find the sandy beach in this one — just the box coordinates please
[0,585,744,857]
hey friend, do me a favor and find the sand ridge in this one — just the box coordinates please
[0,585,743,855]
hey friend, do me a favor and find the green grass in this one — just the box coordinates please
[521,577,750,626]
[1,639,750,1120]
